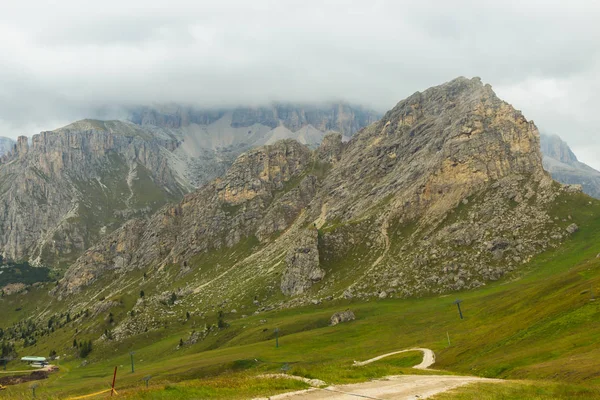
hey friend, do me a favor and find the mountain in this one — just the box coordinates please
[540,133,600,198]
[50,77,583,341]
[0,136,15,157]
[0,121,188,267]
[0,105,378,268]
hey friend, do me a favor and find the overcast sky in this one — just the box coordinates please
[1,0,599,168]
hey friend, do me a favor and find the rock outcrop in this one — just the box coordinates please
[541,134,600,199]
[330,310,356,326]
[316,132,344,164]
[281,229,324,296]
[0,120,187,265]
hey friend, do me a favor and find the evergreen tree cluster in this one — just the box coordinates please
[78,340,93,358]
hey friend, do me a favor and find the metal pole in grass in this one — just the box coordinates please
[143,375,152,388]
[275,328,280,348]
[30,383,38,399]
[130,351,135,373]
[447,331,451,347]
[454,299,463,320]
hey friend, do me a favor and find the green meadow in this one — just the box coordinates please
[1,192,600,399]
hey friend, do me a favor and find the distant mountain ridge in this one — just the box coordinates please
[129,103,378,139]
[540,133,600,198]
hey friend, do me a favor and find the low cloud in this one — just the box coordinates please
[1,0,599,168]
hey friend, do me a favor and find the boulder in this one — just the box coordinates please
[564,184,583,193]
[330,310,356,326]
[566,223,579,234]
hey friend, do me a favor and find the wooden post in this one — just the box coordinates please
[111,366,118,396]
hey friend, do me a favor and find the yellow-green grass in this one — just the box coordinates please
[432,380,600,400]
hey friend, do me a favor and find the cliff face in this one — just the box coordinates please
[58,140,314,293]
[0,137,15,157]
[540,134,600,198]
[0,120,187,266]
[55,78,578,331]
[129,103,379,138]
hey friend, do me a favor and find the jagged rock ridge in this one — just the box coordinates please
[540,133,600,198]
[0,121,187,266]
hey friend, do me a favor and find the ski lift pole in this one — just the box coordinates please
[454,299,464,320]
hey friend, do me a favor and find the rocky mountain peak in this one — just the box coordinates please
[540,133,600,198]
[540,134,579,165]
[16,136,29,158]
[315,76,545,225]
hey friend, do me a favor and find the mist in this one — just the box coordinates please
[1,0,599,168]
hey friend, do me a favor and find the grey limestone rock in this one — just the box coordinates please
[330,310,356,326]
[280,229,325,296]
[566,223,579,234]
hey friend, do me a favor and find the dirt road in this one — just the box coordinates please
[267,375,500,399]
[257,349,502,400]
[353,348,435,369]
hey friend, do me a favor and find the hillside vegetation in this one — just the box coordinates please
[0,192,598,399]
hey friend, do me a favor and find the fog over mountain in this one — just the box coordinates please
[1,0,599,168]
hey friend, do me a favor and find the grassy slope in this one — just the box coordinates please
[1,192,600,398]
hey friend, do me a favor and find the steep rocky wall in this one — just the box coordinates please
[0,124,187,265]
[56,140,316,295]
[281,228,324,296]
